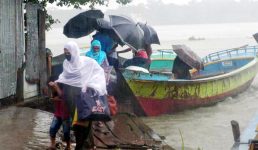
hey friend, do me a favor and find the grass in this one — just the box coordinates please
[179,129,203,150]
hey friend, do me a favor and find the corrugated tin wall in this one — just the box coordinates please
[0,0,24,99]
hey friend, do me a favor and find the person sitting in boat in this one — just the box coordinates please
[119,46,150,69]
[92,32,119,70]
[86,39,109,67]
[144,44,153,63]
[172,56,192,79]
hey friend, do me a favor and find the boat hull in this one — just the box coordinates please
[137,78,254,116]
[124,58,258,116]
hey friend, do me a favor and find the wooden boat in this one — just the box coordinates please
[121,45,258,116]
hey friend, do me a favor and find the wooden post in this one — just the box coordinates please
[25,3,40,83]
[38,10,48,96]
[231,120,240,142]
[15,0,25,101]
[16,63,25,102]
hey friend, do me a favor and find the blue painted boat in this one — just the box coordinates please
[121,45,258,116]
[51,45,258,116]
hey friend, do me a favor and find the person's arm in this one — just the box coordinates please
[101,58,109,68]
[48,82,63,97]
[107,43,118,55]
[145,45,152,59]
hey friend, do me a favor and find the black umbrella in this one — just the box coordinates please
[253,33,258,43]
[172,45,204,70]
[63,9,104,38]
[96,15,145,51]
[95,17,124,46]
[138,22,160,45]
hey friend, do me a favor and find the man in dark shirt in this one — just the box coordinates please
[172,57,192,79]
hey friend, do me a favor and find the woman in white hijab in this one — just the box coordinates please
[56,41,107,95]
[55,41,108,149]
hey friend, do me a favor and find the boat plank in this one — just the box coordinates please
[92,113,174,149]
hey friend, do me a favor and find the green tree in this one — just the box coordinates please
[23,0,132,30]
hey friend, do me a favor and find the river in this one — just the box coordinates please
[1,22,258,150]
[143,76,258,150]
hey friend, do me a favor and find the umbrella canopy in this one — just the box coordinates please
[95,17,123,46]
[96,15,145,51]
[172,45,204,70]
[253,33,258,43]
[63,9,104,38]
[138,22,160,45]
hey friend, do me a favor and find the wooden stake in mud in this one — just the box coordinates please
[231,120,240,142]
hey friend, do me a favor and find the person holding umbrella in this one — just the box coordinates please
[144,44,153,61]
[92,32,120,69]
[118,46,149,69]
[118,22,160,69]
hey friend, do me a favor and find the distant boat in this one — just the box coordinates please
[188,36,205,41]
[120,45,258,116]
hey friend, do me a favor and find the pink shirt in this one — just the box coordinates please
[54,97,70,119]
[135,50,148,59]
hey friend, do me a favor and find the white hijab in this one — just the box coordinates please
[56,41,107,95]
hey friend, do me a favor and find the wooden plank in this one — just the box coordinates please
[91,113,174,149]
[15,0,25,101]
[15,0,24,70]
[38,10,48,95]
[25,3,40,83]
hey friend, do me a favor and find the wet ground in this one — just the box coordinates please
[0,106,173,150]
[0,107,53,150]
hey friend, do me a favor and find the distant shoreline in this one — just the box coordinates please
[50,21,258,29]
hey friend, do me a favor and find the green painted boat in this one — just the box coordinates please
[121,46,258,116]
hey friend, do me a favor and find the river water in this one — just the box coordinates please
[1,22,258,150]
[143,77,258,150]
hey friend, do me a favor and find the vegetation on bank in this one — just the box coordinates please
[23,0,132,30]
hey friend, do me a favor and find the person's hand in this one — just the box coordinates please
[48,82,58,90]
[51,96,61,101]
[48,81,56,87]
[147,58,151,64]
[109,43,119,55]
